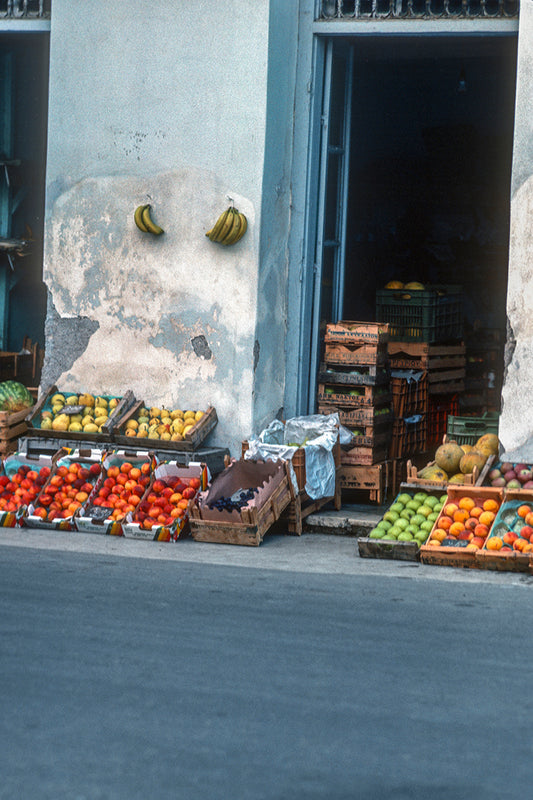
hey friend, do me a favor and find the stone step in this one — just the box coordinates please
[304,503,387,537]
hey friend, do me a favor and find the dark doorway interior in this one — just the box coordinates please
[0,33,49,355]
[342,35,517,345]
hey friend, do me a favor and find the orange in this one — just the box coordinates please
[479,511,496,527]
[453,509,469,524]
[458,497,475,512]
[486,536,503,550]
[482,498,499,513]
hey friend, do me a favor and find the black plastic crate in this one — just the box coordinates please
[376,285,463,343]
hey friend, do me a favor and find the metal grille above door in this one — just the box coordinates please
[318,0,518,19]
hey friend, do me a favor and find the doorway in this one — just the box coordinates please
[307,33,518,413]
[0,33,48,361]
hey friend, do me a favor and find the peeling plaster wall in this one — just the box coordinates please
[501,0,533,457]
[43,0,292,455]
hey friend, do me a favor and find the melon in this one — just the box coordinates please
[459,450,487,475]
[0,380,34,413]
[404,281,425,290]
[434,442,464,476]
[418,464,448,482]
[461,444,474,454]
[449,473,466,484]
[475,433,500,457]
[385,280,404,289]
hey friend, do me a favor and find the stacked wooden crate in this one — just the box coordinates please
[317,321,392,504]
[388,341,466,456]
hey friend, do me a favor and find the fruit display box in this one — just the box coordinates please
[419,485,504,569]
[357,488,447,561]
[375,284,463,343]
[404,458,479,489]
[23,448,106,531]
[317,404,393,430]
[111,399,218,451]
[26,385,135,443]
[324,321,390,346]
[0,450,57,527]
[475,492,533,573]
[122,460,209,542]
[0,406,31,455]
[75,450,155,536]
[340,442,389,466]
[189,459,295,546]
[483,460,533,492]
[317,383,391,408]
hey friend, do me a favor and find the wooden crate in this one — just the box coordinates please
[189,461,295,546]
[0,406,29,454]
[429,379,464,396]
[112,399,218,451]
[391,373,428,418]
[389,416,427,460]
[319,364,389,386]
[324,321,390,346]
[318,403,393,428]
[341,427,391,449]
[387,341,466,371]
[340,443,389,466]
[26,384,134,444]
[339,461,389,504]
[419,485,505,569]
[284,488,341,535]
[357,485,446,562]
[324,342,388,368]
[317,384,391,408]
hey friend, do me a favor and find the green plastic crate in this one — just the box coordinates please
[376,284,463,343]
[446,412,499,447]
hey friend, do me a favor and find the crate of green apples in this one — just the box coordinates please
[357,488,446,561]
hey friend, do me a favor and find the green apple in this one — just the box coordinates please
[420,519,434,532]
[440,494,448,504]
[411,514,426,527]
[414,492,429,503]
[390,502,404,514]
[398,531,414,542]
[417,505,433,518]
[395,518,409,531]
[397,493,412,506]
[428,511,439,522]
[377,519,392,531]
[384,510,399,523]
[400,508,415,520]
[407,499,421,512]
[369,528,385,539]
[425,496,439,508]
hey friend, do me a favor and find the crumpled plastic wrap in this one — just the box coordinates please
[244,413,350,500]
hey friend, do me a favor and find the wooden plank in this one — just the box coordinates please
[325,321,389,346]
[387,341,465,357]
[358,537,420,562]
[427,368,466,383]
[319,364,389,386]
[317,384,391,408]
[324,342,388,367]
[429,380,465,395]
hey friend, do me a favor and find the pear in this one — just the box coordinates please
[94,416,108,428]
[78,393,95,408]
[52,413,70,432]
[94,406,108,419]
[69,422,83,432]
[51,393,66,405]
[195,410,205,421]
[108,398,119,410]
[170,409,184,420]
[95,396,108,408]
[52,403,65,416]
[125,428,137,437]
[171,432,183,441]
[83,422,98,433]
[150,407,161,418]
[66,395,79,405]
[40,417,53,430]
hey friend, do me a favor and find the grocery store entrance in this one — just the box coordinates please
[308,34,517,416]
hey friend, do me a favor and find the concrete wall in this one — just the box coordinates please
[501,0,533,456]
[43,0,297,454]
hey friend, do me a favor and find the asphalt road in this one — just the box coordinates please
[1,531,532,800]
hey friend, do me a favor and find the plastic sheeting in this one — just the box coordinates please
[244,413,350,501]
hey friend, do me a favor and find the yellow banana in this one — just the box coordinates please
[206,207,232,242]
[215,207,237,243]
[221,210,242,245]
[233,212,247,243]
[141,205,164,235]
[134,204,149,232]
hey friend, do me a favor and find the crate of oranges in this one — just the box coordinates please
[419,485,504,568]
[475,490,533,572]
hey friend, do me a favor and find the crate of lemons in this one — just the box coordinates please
[113,401,217,450]
[28,389,130,441]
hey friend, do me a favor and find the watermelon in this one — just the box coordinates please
[0,380,34,412]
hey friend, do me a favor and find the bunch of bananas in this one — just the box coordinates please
[206,207,247,246]
[134,204,164,235]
